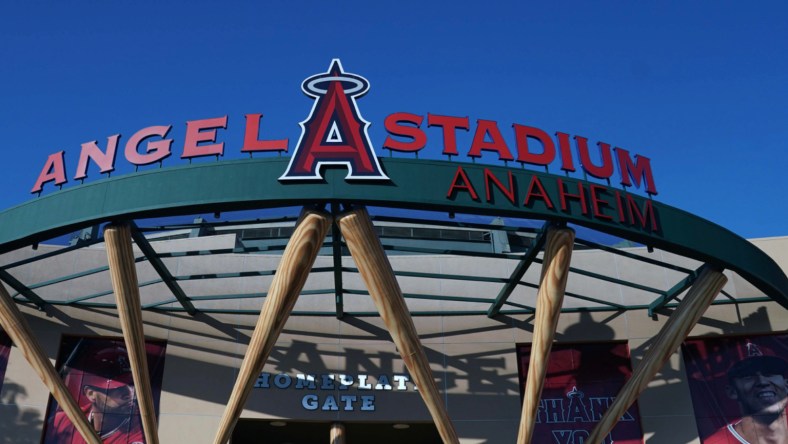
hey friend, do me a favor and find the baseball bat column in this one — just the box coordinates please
[338,208,460,444]
[330,422,346,444]
[213,210,332,444]
[0,284,102,444]
[586,265,727,444]
[105,223,160,444]
[516,226,575,444]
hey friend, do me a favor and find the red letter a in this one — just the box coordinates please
[280,60,388,181]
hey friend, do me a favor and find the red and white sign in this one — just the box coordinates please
[682,335,788,444]
[517,342,644,444]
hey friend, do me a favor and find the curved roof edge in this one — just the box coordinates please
[1,157,786,308]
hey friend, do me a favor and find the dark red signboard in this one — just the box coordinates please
[682,334,788,444]
[41,337,166,444]
[0,328,10,393]
[517,342,644,444]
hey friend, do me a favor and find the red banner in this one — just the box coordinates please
[42,336,167,444]
[682,334,788,443]
[517,342,643,444]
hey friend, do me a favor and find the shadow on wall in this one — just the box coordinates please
[8,302,776,444]
[0,381,43,444]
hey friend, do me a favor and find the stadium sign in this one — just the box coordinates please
[31,59,658,198]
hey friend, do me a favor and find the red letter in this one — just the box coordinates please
[446,166,479,200]
[557,179,588,215]
[513,124,555,166]
[627,195,659,231]
[280,60,387,180]
[428,114,469,156]
[125,126,173,166]
[74,135,120,180]
[483,168,516,204]
[182,116,228,159]
[469,119,513,161]
[383,112,427,152]
[31,151,67,193]
[589,184,613,221]
[576,136,614,179]
[242,114,288,153]
[614,191,626,222]
[615,147,658,195]
[555,132,576,172]
[523,176,554,209]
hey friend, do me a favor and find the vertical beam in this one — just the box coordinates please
[331,203,344,319]
[213,210,332,444]
[517,227,575,444]
[338,208,459,444]
[586,265,727,444]
[105,224,159,444]
[488,221,551,318]
[330,422,346,444]
[0,283,101,443]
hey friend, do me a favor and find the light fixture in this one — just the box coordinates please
[270,421,287,427]
[392,423,410,430]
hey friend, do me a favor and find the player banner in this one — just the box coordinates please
[0,328,10,393]
[516,342,644,444]
[42,336,167,444]
[682,334,788,444]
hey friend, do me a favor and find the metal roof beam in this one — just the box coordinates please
[0,237,104,270]
[383,244,522,260]
[0,269,47,309]
[129,222,197,315]
[647,266,704,316]
[487,222,551,318]
[573,238,694,274]
[539,260,666,295]
[370,214,541,234]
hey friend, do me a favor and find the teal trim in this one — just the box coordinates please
[0,157,784,308]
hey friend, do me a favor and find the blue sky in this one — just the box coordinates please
[1,1,785,239]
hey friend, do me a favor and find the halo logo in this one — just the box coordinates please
[279,59,389,181]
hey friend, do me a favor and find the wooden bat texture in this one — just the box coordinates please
[330,422,346,444]
[585,266,727,444]
[338,208,460,444]
[517,227,576,444]
[105,223,160,444]
[0,282,102,443]
[213,210,332,444]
